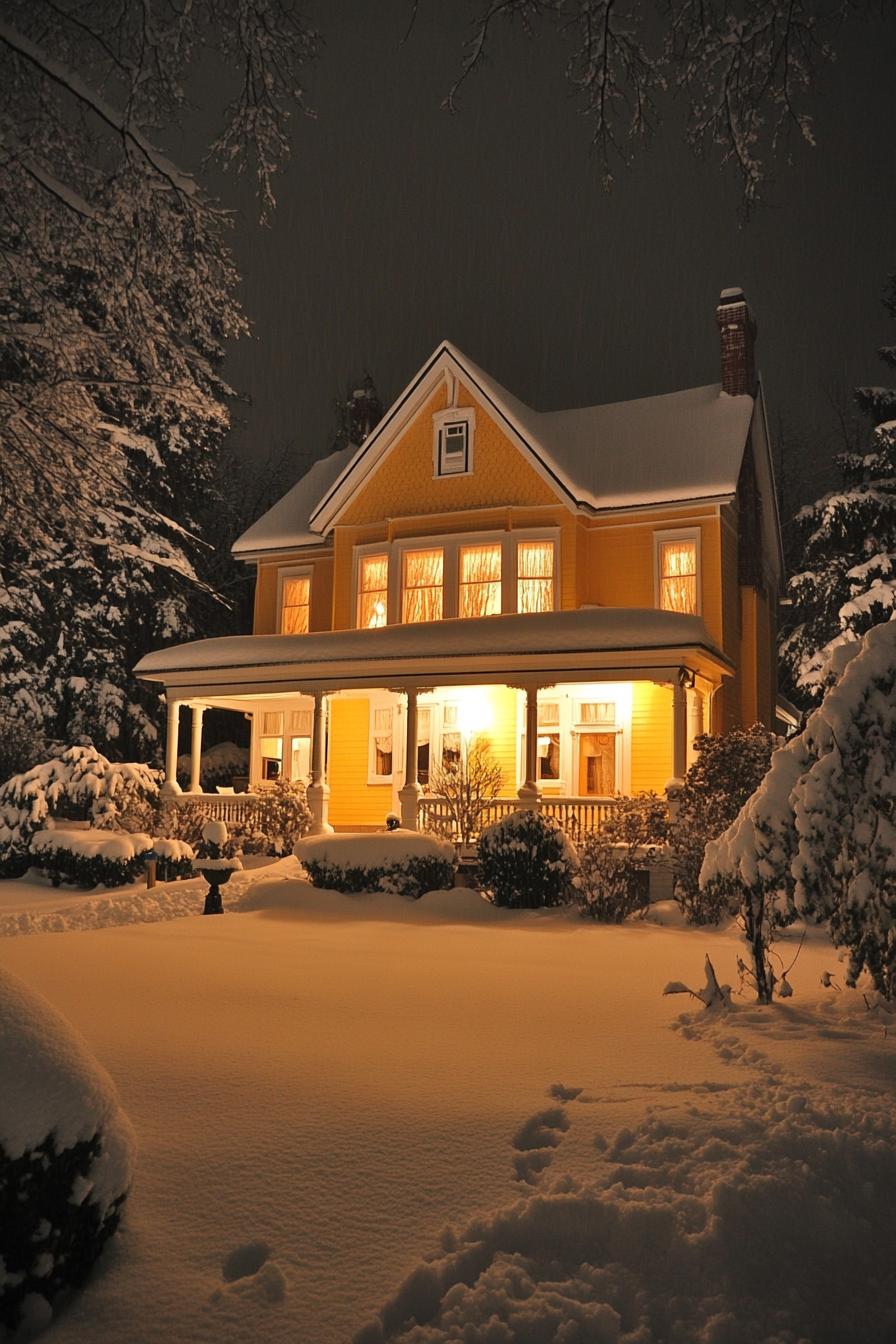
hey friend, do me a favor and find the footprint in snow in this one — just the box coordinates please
[210,1240,287,1305]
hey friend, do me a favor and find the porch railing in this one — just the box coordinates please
[418,795,626,843]
[168,793,262,826]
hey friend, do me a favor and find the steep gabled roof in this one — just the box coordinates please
[232,341,755,558]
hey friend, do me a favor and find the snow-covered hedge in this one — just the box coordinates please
[0,965,135,1336]
[30,829,155,889]
[702,619,896,999]
[0,745,160,877]
[295,831,456,899]
[150,837,195,882]
[478,810,578,909]
[575,793,668,922]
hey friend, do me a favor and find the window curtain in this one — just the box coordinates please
[262,711,284,735]
[459,544,502,617]
[290,709,312,735]
[281,576,310,634]
[659,541,697,614]
[417,706,431,746]
[359,554,388,627]
[517,541,554,613]
[373,706,393,775]
[403,549,443,623]
[537,701,560,728]
[580,702,614,725]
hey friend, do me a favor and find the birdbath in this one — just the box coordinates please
[193,820,243,915]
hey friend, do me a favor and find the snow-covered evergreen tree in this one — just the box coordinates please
[780,276,896,702]
[0,2,320,760]
[332,375,384,451]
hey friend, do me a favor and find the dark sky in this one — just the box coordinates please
[208,2,895,519]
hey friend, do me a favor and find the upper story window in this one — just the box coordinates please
[517,540,555,613]
[433,407,475,477]
[459,543,501,617]
[358,553,388,628]
[280,573,311,634]
[655,531,699,615]
[403,547,444,623]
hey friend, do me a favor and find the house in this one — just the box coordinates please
[135,288,784,837]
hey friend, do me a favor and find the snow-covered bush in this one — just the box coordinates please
[30,829,155,890]
[0,965,135,1336]
[0,711,53,788]
[157,799,213,852]
[0,745,160,877]
[668,724,777,924]
[235,779,312,855]
[175,741,249,792]
[296,831,456,899]
[478,810,578,910]
[702,620,896,1000]
[575,793,668,922]
[149,838,195,882]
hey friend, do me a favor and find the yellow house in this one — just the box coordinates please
[136,287,784,836]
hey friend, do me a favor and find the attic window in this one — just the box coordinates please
[433,408,475,477]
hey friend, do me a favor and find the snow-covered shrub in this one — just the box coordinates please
[156,799,213,851]
[0,965,135,1336]
[702,620,896,1000]
[150,837,195,882]
[0,745,160,877]
[232,779,312,855]
[175,740,249,792]
[668,724,777,924]
[478,810,578,910]
[575,793,668,922]
[0,711,52,788]
[31,830,155,889]
[296,831,456,899]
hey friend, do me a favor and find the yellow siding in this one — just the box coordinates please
[254,554,334,635]
[474,686,519,793]
[327,698,388,829]
[630,682,673,794]
[338,382,562,529]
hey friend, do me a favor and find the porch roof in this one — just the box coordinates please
[135,608,732,697]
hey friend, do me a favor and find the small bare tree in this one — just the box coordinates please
[427,736,504,844]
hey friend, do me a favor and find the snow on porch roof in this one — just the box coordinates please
[135,607,732,684]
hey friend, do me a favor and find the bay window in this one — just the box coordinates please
[402,548,444,623]
[358,553,389,628]
[517,540,555,613]
[459,543,501,617]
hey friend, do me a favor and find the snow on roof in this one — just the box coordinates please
[232,343,755,556]
[135,606,728,679]
[232,443,356,556]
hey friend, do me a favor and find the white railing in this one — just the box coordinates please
[418,795,628,843]
[169,793,262,826]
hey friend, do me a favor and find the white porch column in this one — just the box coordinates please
[517,685,542,811]
[161,696,183,797]
[398,687,422,830]
[669,675,688,788]
[686,687,704,769]
[187,705,205,794]
[306,691,333,835]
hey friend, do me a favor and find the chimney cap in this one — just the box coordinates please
[718,286,746,305]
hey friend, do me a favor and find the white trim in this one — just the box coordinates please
[653,528,702,616]
[276,565,313,634]
[352,543,391,629]
[433,406,475,478]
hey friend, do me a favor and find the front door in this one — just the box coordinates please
[577,732,616,795]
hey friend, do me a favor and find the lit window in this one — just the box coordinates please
[402,548,444,623]
[372,706,393,777]
[537,701,560,781]
[358,553,389,628]
[442,704,461,768]
[281,574,310,633]
[579,702,615,725]
[417,706,432,786]
[517,541,555,612]
[658,540,698,614]
[459,543,502,617]
[261,710,284,781]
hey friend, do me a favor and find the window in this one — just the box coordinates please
[537,701,560,781]
[280,574,310,634]
[288,708,312,782]
[459,543,502,617]
[260,713,284,780]
[441,703,461,768]
[657,535,699,614]
[403,548,444,623]
[358,553,388,628]
[372,706,393,778]
[417,705,432,786]
[579,701,615,726]
[433,408,475,477]
[517,540,555,613]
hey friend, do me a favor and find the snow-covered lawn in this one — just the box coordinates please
[1,864,894,1342]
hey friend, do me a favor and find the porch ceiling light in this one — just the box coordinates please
[457,688,492,740]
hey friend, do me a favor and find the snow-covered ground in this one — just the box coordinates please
[1,863,894,1342]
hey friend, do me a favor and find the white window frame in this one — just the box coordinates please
[653,528,702,616]
[367,692,398,785]
[354,546,390,629]
[351,527,560,627]
[433,407,475,478]
[277,565,313,634]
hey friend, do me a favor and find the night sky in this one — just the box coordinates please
[202,2,895,519]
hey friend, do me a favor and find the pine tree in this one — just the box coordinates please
[332,375,384,451]
[780,275,896,702]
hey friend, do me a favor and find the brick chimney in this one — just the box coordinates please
[716,287,756,396]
